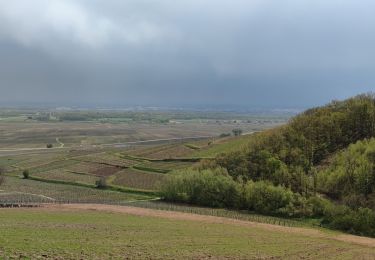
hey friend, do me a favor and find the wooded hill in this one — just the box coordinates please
[216,94,375,197]
[162,94,375,237]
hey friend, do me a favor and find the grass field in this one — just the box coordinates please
[192,134,255,158]
[0,207,374,259]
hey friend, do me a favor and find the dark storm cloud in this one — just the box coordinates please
[0,0,374,108]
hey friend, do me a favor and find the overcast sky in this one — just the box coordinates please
[0,0,374,108]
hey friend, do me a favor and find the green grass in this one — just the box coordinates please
[192,135,253,157]
[0,208,373,259]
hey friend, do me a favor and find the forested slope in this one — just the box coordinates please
[162,94,375,236]
[216,94,375,193]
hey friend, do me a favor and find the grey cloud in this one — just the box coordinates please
[0,0,374,108]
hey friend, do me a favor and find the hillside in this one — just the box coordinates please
[163,94,375,237]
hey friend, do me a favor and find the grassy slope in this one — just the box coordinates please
[0,208,374,259]
[192,135,253,158]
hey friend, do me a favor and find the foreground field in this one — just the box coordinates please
[0,205,374,259]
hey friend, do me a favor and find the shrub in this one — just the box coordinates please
[320,138,375,199]
[161,168,240,208]
[323,204,375,237]
[46,143,53,148]
[342,194,368,209]
[0,167,4,186]
[219,133,231,138]
[96,177,107,189]
[22,170,30,179]
[243,181,296,216]
[232,129,243,136]
[307,196,332,217]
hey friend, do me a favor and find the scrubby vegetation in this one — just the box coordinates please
[162,94,375,237]
[95,177,108,189]
[162,168,239,208]
[161,167,375,236]
[318,138,375,203]
[0,167,4,186]
[22,169,30,179]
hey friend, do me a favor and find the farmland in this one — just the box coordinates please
[0,177,150,204]
[6,109,373,259]
[0,110,285,149]
[0,107,374,259]
[0,110,287,207]
[110,168,165,190]
[0,206,374,259]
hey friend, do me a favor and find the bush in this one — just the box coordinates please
[161,168,240,208]
[46,143,53,148]
[0,167,4,186]
[232,129,243,136]
[22,170,30,179]
[323,205,375,237]
[308,196,332,217]
[319,138,375,199]
[161,167,375,237]
[96,177,107,189]
[162,169,326,218]
[342,194,368,209]
[243,181,296,216]
[219,133,231,138]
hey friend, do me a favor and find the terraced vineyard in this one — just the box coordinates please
[0,177,150,204]
[32,169,99,186]
[74,152,137,167]
[110,168,165,190]
[0,134,253,206]
[128,143,205,160]
[141,161,196,171]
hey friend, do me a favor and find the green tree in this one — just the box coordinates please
[232,128,243,136]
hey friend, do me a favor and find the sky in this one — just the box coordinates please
[0,0,374,109]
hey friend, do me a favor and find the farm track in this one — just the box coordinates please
[44,203,375,248]
[56,137,64,148]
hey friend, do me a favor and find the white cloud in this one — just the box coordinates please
[0,0,164,50]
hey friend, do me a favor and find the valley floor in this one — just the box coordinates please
[0,204,374,259]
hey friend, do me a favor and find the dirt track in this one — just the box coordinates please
[44,203,375,248]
